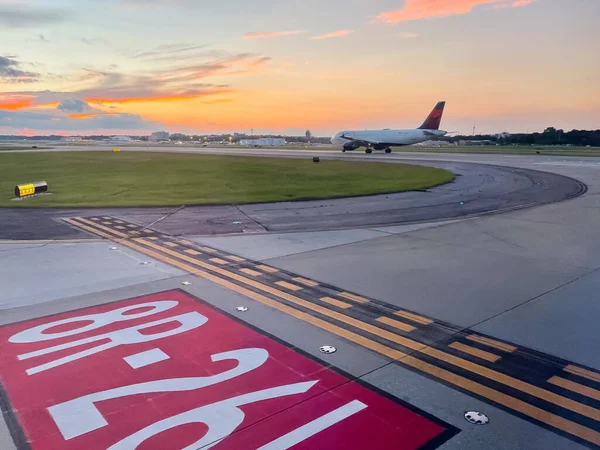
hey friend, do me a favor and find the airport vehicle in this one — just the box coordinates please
[331,101,447,153]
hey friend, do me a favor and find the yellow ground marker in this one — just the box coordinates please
[240,268,262,277]
[293,277,319,287]
[209,258,230,265]
[339,292,369,304]
[564,365,600,383]
[466,335,517,353]
[449,342,501,363]
[185,249,202,256]
[320,297,352,309]
[395,310,433,325]
[257,264,279,273]
[275,281,303,292]
[376,316,416,333]
[65,219,600,447]
[549,377,600,401]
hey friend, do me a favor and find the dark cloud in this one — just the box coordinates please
[0,56,39,83]
[57,100,89,113]
[0,8,65,28]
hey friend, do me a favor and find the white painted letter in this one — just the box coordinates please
[10,301,178,343]
[107,381,319,450]
[48,348,269,440]
[22,311,207,375]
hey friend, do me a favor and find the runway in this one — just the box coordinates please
[1,147,600,450]
[0,147,586,240]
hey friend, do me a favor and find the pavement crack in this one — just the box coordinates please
[139,205,186,233]
[235,205,268,232]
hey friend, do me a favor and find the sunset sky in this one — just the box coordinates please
[1,0,598,136]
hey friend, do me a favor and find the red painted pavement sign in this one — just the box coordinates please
[0,290,457,449]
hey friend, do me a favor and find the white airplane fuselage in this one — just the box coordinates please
[331,101,448,153]
[331,129,447,149]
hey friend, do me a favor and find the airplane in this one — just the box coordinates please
[331,101,447,154]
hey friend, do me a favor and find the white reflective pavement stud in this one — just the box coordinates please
[258,400,367,449]
[20,311,208,375]
[48,348,269,440]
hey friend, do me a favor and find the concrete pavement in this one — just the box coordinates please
[1,150,599,450]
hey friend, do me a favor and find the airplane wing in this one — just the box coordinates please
[340,134,381,146]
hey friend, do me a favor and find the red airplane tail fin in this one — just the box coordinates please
[418,101,445,130]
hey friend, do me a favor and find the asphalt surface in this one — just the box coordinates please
[0,148,586,240]
[1,147,599,450]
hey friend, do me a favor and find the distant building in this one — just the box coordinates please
[110,135,132,142]
[149,131,170,142]
[305,130,312,140]
[240,138,286,147]
[61,136,83,143]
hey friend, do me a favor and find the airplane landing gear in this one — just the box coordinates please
[365,148,373,154]
[385,147,392,154]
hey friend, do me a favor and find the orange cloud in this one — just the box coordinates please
[85,89,233,105]
[376,0,501,23]
[0,97,33,110]
[244,31,305,39]
[69,113,120,119]
[311,30,354,40]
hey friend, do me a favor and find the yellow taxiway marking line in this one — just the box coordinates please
[199,247,217,253]
[164,242,179,247]
[376,316,416,333]
[257,264,279,273]
[339,292,369,304]
[320,297,353,310]
[549,377,600,401]
[275,281,303,292]
[240,268,262,277]
[69,218,600,447]
[564,365,600,383]
[209,258,230,265]
[467,335,517,353]
[449,342,501,363]
[179,240,195,246]
[293,277,319,287]
[184,249,202,256]
[226,255,246,262]
[130,236,600,424]
[394,310,433,325]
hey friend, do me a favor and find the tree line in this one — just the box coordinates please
[450,128,600,147]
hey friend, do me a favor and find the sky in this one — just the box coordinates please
[0,0,598,136]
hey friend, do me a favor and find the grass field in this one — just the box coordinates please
[0,151,454,207]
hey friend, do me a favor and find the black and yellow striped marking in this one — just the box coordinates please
[65,215,600,449]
